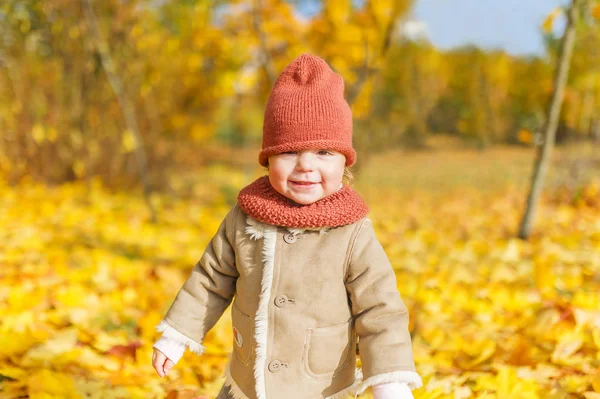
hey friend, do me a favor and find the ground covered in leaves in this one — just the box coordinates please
[1,158,600,398]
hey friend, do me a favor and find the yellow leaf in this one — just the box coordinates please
[140,83,152,97]
[496,367,518,396]
[573,308,600,328]
[324,0,351,26]
[166,38,180,53]
[459,339,496,369]
[71,347,121,371]
[27,369,79,398]
[91,330,129,352]
[543,7,563,33]
[20,19,31,34]
[47,128,58,142]
[191,123,211,142]
[552,329,584,363]
[0,366,27,380]
[594,375,600,391]
[593,4,600,19]
[517,128,533,144]
[561,375,594,393]
[187,54,203,70]
[454,386,473,399]
[593,328,600,349]
[534,258,557,297]
[69,129,83,149]
[130,24,143,38]
[0,331,37,357]
[121,130,137,153]
[21,329,78,366]
[51,21,63,35]
[69,26,80,39]
[170,114,187,129]
[72,160,85,178]
[55,284,90,308]
[32,124,45,144]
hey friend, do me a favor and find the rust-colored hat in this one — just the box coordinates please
[259,53,356,167]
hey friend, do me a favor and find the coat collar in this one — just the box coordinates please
[245,216,330,240]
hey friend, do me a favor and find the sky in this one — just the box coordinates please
[411,0,569,56]
[297,0,571,56]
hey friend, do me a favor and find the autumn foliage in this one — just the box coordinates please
[2,0,600,187]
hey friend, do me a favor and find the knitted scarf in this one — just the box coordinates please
[237,176,369,228]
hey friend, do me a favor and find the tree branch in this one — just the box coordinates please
[82,0,157,222]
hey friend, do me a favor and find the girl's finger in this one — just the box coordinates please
[164,359,175,374]
[153,350,167,377]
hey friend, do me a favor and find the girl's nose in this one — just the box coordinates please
[296,152,314,171]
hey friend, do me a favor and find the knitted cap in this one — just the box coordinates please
[259,53,356,167]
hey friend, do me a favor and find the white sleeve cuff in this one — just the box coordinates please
[372,382,414,399]
[357,370,423,395]
[153,336,186,363]
[155,320,205,355]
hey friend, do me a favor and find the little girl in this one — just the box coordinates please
[152,54,423,399]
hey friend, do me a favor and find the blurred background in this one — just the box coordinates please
[1,0,600,398]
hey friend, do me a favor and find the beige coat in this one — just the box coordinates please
[161,204,421,399]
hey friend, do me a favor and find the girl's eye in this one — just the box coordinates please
[317,150,332,156]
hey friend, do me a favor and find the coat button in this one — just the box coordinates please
[283,233,298,244]
[268,360,282,373]
[274,294,288,308]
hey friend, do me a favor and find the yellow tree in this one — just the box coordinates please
[208,0,308,149]
[307,0,414,113]
[440,48,517,148]
[0,0,252,190]
[369,41,448,149]
[509,57,552,144]
[304,0,414,169]
[565,15,600,139]
[481,51,513,144]
[443,48,490,145]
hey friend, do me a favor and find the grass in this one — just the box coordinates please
[208,142,600,198]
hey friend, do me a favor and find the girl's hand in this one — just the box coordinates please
[372,382,414,399]
[152,348,176,377]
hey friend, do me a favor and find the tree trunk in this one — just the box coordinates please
[347,1,407,173]
[82,0,157,223]
[518,0,581,239]
[592,118,600,142]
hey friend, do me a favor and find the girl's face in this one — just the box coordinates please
[268,149,346,205]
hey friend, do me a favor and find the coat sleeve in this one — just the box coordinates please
[344,218,423,394]
[157,205,240,354]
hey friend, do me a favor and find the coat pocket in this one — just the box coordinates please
[303,319,355,379]
[231,302,254,366]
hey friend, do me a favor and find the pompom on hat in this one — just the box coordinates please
[258,53,356,167]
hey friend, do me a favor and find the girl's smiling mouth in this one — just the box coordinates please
[289,180,319,188]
